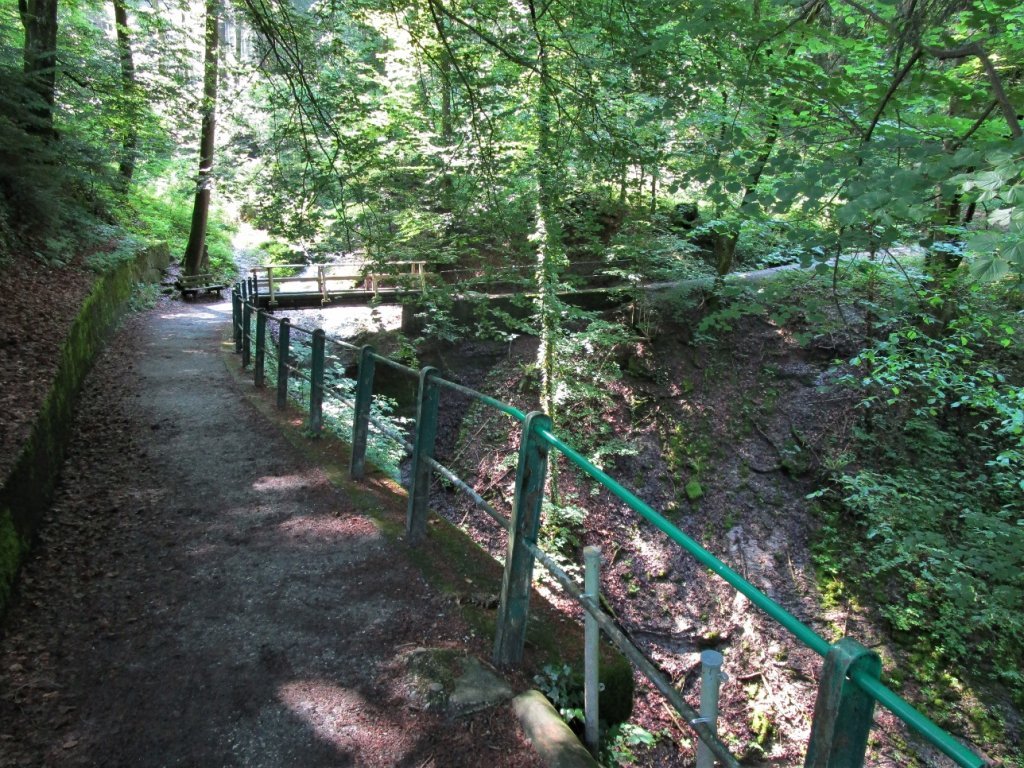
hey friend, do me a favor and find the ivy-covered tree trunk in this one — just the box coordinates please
[529,0,566,501]
[183,0,220,276]
[18,0,58,137]
[112,0,137,187]
[528,2,564,429]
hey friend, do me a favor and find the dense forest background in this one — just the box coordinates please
[3,0,1023,764]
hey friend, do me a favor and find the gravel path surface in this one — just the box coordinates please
[0,294,540,767]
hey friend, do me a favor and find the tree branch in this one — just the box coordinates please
[951,99,999,150]
[975,48,1023,139]
[862,48,922,144]
[431,0,538,72]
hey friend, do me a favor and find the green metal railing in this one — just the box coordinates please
[231,283,986,768]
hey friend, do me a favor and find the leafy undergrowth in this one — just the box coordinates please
[424,263,1022,766]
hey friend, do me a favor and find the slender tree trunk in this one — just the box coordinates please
[649,163,658,215]
[528,0,565,500]
[714,113,779,277]
[438,40,455,211]
[113,0,137,187]
[18,0,58,137]
[183,0,220,276]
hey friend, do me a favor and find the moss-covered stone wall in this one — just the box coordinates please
[0,244,171,616]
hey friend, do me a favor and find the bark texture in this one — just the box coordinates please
[183,0,220,276]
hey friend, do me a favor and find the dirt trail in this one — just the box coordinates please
[0,294,539,767]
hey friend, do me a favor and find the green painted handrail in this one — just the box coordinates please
[533,428,984,768]
[537,427,832,656]
[434,377,527,422]
[231,288,984,768]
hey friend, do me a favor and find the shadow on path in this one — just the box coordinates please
[0,295,540,768]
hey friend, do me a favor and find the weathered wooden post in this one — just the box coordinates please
[493,411,552,667]
[406,366,440,542]
[804,638,881,768]
[276,317,290,409]
[309,329,325,435]
[349,345,376,480]
[254,310,267,387]
[241,300,252,368]
[232,287,242,353]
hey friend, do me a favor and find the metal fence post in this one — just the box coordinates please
[406,366,440,543]
[805,638,882,768]
[254,309,267,387]
[349,345,376,480]
[309,329,325,435]
[232,288,242,353]
[241,300,252,368]
[584,545,602,755]
[493,411,552,668]
[696,650,727,768]
[276,317,290,409]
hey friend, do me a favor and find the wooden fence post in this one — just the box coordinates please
[406,366,440,543]
[349,345,376,480]
[254,309,267,387]
[276,317,290,409]
[493,411,551,667]
[232,288,242,353]
[309,329,325,435]
[805,638,881,768]
[241,300,252,368]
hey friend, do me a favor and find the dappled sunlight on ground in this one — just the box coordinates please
[276,514,382,542]
[277,680,412,759]
[159,309,222,320]
[252,472,320,492]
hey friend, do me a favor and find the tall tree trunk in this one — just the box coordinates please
[438,39,455,211]
[528,0,565,500]
[18,0,58,137]
[113,0,137,187]
[183,0,220,276]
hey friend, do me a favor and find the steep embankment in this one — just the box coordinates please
[424,291,1010,766]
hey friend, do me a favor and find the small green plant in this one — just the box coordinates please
[601,722,658,766]
[812,293,1024,706]
[553,318,639,466]
[539,500,588,579]
[534,663,585,724]
[534,664,652,767]
[128,281,161,311]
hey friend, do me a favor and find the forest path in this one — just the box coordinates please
[0,293,539,768]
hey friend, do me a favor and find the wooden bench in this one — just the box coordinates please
[177,274,228,298]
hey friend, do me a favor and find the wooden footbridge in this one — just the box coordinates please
[248,261,428,309]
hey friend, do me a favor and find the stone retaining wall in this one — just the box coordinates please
[0,244,172,616]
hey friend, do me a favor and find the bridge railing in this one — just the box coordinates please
[230,281,986,768]
[250,261,428,307]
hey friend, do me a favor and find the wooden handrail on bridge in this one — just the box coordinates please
[250,261,428,306]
